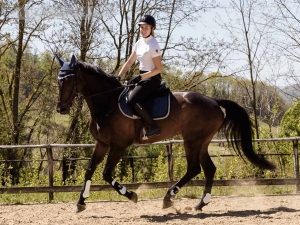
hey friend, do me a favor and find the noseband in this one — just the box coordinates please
[57,68,78,107]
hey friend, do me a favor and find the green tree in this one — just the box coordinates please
[280,100,300,137]
[0,47,61,184]
[0,0,17,58]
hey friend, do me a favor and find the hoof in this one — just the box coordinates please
[130,191,138,203]
[193,205,202,211]
[162,198,173,209]
[76,203,86,213]
[193,202,207,211]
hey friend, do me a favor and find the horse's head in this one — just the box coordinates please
[55,54,79,114]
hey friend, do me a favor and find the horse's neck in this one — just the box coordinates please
[83,84,123,119]
[78,66,122,120]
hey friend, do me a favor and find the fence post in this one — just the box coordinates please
[166,143,173,181]
[46,147,54,202]
[129,157,135,183]
[292,140,299,193]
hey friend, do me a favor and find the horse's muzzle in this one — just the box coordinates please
[56,107,70,114]
[56,101,72,114]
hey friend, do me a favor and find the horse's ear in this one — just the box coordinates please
[69,54,77,68]
[55,54,64,67]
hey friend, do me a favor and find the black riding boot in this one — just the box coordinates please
[135,103,161,137]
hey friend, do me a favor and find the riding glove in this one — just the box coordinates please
[130,75,142,84]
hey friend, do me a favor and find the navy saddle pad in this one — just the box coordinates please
[118,83,171,120]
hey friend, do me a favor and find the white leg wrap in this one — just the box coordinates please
[112,179,127,195]
[170,186,180,196]
[203,193,211,204]
[82,180,91,198]
[119,186,127,195]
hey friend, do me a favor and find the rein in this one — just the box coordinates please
[58,67,134,102]
[87,84,133,99]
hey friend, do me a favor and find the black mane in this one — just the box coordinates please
[77,61,121,86]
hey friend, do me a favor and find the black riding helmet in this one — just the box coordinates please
[138,14,156,29]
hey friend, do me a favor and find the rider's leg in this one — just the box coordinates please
[128,76,161,136]
[134,102,161,136]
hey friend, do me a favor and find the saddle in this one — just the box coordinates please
[118,82,171,120]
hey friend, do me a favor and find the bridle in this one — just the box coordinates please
[57,69,78,107]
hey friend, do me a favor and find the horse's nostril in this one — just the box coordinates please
[57,107,67,114]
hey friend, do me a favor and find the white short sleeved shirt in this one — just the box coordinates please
[132,36,161,71]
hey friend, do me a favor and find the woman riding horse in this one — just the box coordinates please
[55,56,275,213]
[118,14,162,137]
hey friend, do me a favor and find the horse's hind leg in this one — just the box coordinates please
[76,141,109,213]
[194,150,216,211]
[102,145,138,203]
[162,141,202,209]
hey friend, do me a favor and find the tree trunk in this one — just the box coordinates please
[6,0,26,185]
[12,0,25,145]
[63,0,90,183]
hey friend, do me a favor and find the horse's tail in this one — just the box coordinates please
[216,99,276,171]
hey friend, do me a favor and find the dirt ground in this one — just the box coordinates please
[0,195,300,225]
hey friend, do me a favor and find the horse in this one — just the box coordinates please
[55,54,276,213]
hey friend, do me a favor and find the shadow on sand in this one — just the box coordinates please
[140,206,299,223]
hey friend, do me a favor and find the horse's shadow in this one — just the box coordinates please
[140,207,299,222]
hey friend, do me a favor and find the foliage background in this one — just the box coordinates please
[1,0,300,202]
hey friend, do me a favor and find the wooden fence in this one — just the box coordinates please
[0,137,299,202]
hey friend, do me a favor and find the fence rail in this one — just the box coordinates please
[0,137,299,202]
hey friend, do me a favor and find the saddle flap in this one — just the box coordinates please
[118,87,171,120]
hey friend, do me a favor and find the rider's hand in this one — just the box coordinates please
[116,76,121,82]
[130,75,142,84]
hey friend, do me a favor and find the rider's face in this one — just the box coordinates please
[139,24,152,37]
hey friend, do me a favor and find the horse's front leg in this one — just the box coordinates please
[102,145,138,203]
[76,141,109,213]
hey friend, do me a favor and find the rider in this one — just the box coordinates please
[118,14,162,137]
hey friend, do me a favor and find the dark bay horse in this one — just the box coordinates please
[55,55,276,213]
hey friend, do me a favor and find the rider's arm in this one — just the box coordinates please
[118,51,137,77]
[140,55,162,80]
